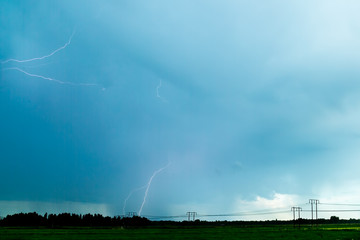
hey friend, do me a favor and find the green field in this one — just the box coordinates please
[1,225,360,240]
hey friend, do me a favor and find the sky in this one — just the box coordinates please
[1,0,360,221]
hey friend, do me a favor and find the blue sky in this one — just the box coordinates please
[1,0,360,220]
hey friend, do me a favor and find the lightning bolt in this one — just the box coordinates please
[156,79,167,102]
[1,29,99,87]
[122,184,147,216]
[138,162,171,216]
[1,30,76,64]
[2,67,98,86]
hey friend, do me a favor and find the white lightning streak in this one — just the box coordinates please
[138,162,171,216]
[156,79,167,102]
[1,30,76,64]
[156,79,162,98]
[122,184,147,216]
[2,67,98,86]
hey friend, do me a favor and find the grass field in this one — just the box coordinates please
[1,225,360,240]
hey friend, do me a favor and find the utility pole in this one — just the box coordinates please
[291,207,302,228]
[186,212,197,221]
[309,199,320,225]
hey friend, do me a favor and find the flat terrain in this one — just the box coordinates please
[1,225,360,240]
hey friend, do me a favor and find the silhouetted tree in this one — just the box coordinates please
[330,216,340,223]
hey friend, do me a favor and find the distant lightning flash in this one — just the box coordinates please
[2,67,98,86]
[156,79,167,102]
[122,184,147,215]
[1,30,76,64]
[156,79,162,98]
[138,162,171,216]
[1,30,99,87]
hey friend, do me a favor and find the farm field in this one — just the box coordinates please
[1,225,360,240]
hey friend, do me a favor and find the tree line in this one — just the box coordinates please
[1,212,359,227]
[0,212,150,227]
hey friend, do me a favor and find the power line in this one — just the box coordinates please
[135,208,360,221]
[198,210,290,218]
[142,209,292,220]
[317,209,360,212]
[197,205,300,218]
[143,210,292,220]
[144,215,186,220]
[320,203,360,206]
[137,203,360,221]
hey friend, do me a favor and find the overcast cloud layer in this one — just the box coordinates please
[1,0,360,220]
